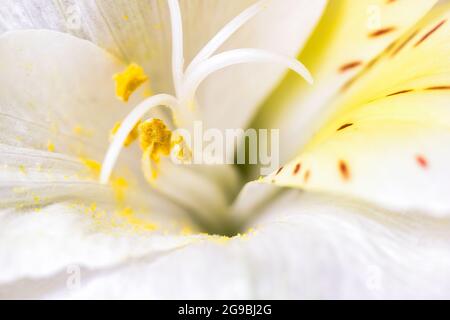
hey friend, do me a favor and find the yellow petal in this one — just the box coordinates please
[266,3,450,217]
[254,0,438,163]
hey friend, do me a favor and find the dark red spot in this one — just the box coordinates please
[339,160,351,181]
[387,89,414,97]
[293,163,302,175]
[337,123,354,131]
[416,155,428,169]
[339,61,363,73]
[415,20,447,47]
[369,27,396,38]
[276,167,284,175]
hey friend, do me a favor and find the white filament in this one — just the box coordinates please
[181,48,313,103]
[186,0,270,74]
[168,0,185,96]
[100,0,314,184]
[100,94,179,184]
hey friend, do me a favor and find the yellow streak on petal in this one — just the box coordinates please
[113,63,149,102]
[111,176,128,202]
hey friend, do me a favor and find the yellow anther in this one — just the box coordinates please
[139,118,184,180]
[138,119,172,162]
[113,63,148,102]
[110,120,141,147]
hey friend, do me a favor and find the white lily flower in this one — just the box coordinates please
[1,0,450,300]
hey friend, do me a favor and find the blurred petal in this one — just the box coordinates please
[267,3,450,217]
[5,192,450,299]
[253,0,438,163]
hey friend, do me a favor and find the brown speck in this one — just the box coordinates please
[337,123,354,131]
[339,61,363,73]
[415,20,447,47]
[339,160,351,181]
[276,167,284,175]
[293,163,302,175]
[391,30,419,57]
[387,89,414,97]
[425,86,450,91]
[369,27,396,38]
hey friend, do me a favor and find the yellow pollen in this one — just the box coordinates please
[113,63,148,102]
[111,176,129,202]
[139,119,172,161]
[110,120,141,147]
[81,158,102,177]
[138,119,174,180]
[117,207,158,232]
[19,165,27,174]
[47,141,55,152]
[73,125,92,137]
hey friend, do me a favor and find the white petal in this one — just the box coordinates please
[7,192,450,299]
[0,202,194,287]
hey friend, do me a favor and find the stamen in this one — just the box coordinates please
[100,94,179,184]
[139,119,173,180]
[168,0,185,96]
[181,48,313,104]
[186,0,270,74]
[113,63,149,102]
[100,0,314,185]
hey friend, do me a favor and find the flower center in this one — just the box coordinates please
[100,0,313,187]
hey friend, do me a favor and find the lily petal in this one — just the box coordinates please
[5,192,450,299]
[267,3,450,217]
[253,0,438,163]
[0,202,194,286]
